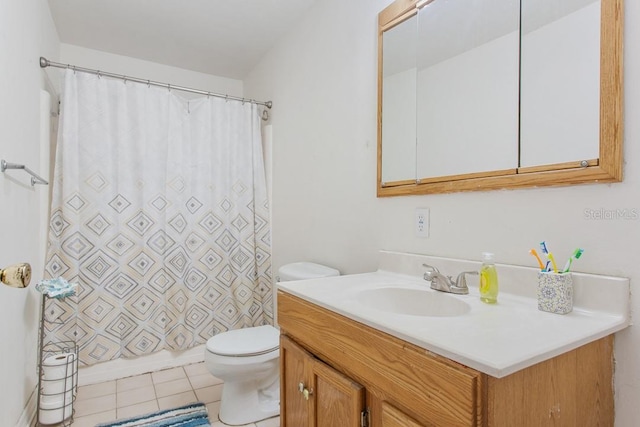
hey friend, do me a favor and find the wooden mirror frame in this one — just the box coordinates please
[377,0,623,197]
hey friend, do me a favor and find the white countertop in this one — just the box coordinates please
[277,251,630,378]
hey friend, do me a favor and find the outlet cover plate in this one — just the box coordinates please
[415,208,429,238]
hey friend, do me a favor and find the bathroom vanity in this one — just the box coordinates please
[277,252,630,426]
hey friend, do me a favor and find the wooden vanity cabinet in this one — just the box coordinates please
[278,290,614,427]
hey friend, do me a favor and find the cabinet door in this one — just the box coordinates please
[281,335,366,427]
[281,335,313,427]
[312,357,365,427]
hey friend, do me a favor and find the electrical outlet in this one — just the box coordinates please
[415,208,429,238]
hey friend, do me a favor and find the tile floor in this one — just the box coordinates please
[66,362,280,427]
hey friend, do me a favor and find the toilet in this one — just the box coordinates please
[205,261,340,425]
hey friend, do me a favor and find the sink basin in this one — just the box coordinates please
[357,287,471,317]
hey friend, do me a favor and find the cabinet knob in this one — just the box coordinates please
[298,382,313,400]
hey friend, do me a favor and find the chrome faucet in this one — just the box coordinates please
[422,264,477,295]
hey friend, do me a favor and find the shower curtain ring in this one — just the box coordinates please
[168,84,171,92]
[147,80,151,88]
[225,95,228,102]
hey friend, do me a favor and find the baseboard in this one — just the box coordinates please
[78,345,205,386]
[15,386,37,427]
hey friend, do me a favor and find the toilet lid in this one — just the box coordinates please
[206,325,280,357]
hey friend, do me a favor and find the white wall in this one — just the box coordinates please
[243,0,640,425]
[0,0,60,425]
[244,0,386,277]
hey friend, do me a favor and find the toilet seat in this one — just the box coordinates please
[206,325,279,357]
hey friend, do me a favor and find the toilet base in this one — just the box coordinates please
[218,374,280,425]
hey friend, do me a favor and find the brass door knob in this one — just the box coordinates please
[0,263,32,288]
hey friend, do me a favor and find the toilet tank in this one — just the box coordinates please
[277,262,340,282]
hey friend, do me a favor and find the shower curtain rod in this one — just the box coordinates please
[39,57,273,110]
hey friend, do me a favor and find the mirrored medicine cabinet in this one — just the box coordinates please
[377,0,623,196]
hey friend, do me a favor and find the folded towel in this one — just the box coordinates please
[36,277,77,299]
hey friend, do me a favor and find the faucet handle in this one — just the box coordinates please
[456,271,479,289]
[422,263,440,273]
[422,264,440,281]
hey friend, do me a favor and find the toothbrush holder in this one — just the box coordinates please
[537,272,573,315]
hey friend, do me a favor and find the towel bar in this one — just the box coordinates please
[1,159,48,186]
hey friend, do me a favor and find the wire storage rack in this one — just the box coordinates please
[36,295,78,426]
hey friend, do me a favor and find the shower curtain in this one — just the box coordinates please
[43,70,272,365]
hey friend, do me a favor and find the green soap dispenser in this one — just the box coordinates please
[480,252,498,304]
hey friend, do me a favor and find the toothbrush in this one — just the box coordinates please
[548,252,559,273]
[540,241,558,273]
[539,241,549,256]
[544,260,551,272]
[529,249,545,270]
[562,248,584,273]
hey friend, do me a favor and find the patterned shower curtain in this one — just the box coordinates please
[43,70,272,366]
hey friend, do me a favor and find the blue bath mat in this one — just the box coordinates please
[95,402,211,427]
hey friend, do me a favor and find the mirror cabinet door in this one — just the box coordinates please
[416,0,519,181]
[381,13,418,185]
[377,0,622,196]
[520,0,601,168]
